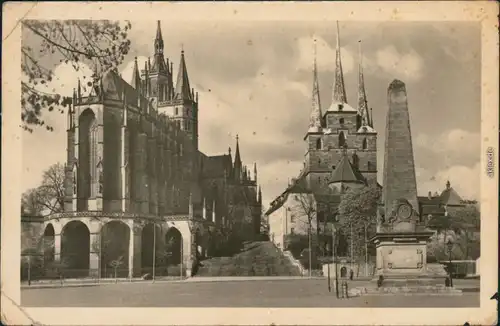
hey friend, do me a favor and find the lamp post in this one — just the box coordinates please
[332,223,339,298]
[446,239,454,287]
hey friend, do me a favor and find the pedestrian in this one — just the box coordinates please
[349,269,354,280]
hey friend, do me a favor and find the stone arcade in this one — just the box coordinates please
[38,21,262,278]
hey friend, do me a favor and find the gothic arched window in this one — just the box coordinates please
[339,118,345,126]
[89,120,99,197]
[367,161,372,171]
[362,138,368,150]
[316,138,322,150]
[78,108,98,201]
[352,153,359,170]
[338,131,346,148]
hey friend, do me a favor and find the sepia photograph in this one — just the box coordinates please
[2,2,498,325]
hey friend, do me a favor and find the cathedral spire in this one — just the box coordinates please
[357,40,370,127]
[254,162,258,183]
[152,21,168,73]
[234,134,242,182]
[332,21,347,104]
[308,37,322,134]
[131,57,141,90]
[174,48,193,101]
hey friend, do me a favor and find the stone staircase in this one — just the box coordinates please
[194,241,303,277]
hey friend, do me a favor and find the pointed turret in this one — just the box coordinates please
[151,21,168,73]
[308,37,322,134]
[188,191,193,218]
[77,78,82,102]
[332,21,347,104]
[122,88,128,127]
[356,41,377,134]
[68,91,75,130]
[174,48,193,101]
[357,40,369,126]
[326,22,357,114]
[233,135,242,183]
[253,162,258,183]
[131,57,141,90]
[212,200,216,222]
[202,196,207,219]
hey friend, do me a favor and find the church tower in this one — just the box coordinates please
[354,40,377,184]
[303,23,378,192]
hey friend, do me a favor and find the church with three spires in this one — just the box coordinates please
[35,21,262,278]
[266,23,375,257]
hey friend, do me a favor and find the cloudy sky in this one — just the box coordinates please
[22,20,481,209]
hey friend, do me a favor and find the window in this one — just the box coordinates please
[352,153,359,169]
[316,138,322,150]
[175,107,178,115]
[290,214,295,223]
[339,118,345,125]
[367,161,373,171]
[362,138,367,150]
[290,228,295,234]
[338,131,346,147]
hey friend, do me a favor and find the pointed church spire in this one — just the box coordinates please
[332,21,348,104]
[131,57,141,90]
[357,40,370,127]
[254,162,258,183]
[308,37,322,134]
[174,48,193,101]
[234,134,242,183]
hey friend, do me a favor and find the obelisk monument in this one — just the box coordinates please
[369,79,450,291]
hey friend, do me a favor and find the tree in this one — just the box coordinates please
[20,163,66,215]
[38,162,66,214]
[21,188,45,215]
[289,192,317,277]
[337,184,381,272]
[22,20,132,132]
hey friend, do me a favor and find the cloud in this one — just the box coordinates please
[375,45,423,81]
[296,35,355,74]
[416,162,480,200]
[415,129,480,157]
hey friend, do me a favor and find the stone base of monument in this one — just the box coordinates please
[352,230,464,297]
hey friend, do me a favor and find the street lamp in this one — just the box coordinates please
[446,239,454,287]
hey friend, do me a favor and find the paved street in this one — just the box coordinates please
[21,278,479,307]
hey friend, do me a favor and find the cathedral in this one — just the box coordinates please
[36,21,262,278]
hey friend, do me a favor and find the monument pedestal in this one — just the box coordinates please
[348,230,461,296]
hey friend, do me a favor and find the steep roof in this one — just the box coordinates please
[329,153,366,185]
[174,50,192,101]
[440,185,464,206]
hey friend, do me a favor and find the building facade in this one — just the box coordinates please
[36,21,262,278]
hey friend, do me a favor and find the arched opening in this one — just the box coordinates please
[339,117,345,126]
[141,223,161,276]
[164,227,183,276]
[315,138,322,150]
[61,220,90,278]
[43,224,55,265]
[100,220,130,278]
[78,109,98,210]
[362,138,367,150]
[340,266,347,278]
[338,131,346,148]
